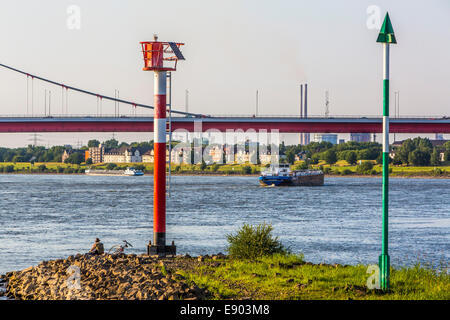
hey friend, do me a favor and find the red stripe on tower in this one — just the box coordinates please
[153,71,167,247]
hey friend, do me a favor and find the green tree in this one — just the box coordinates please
[430,148,441,166]
[408,149,430,166]
[323,150,337,164]
[398,139,415,165]
[64,152,84,165]
[102,138,119,149]
[285,150,296,164]
[87,139,100,148]
[345,151,357,165]
[86,158,93,165]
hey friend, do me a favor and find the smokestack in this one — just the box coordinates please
[304,83,308,118]
[300,85,303,118]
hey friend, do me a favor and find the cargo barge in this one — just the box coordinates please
[259,164,324,186]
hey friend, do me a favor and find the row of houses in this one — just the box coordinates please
[79,144,283,165]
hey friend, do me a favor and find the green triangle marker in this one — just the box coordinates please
[377,12,397,44]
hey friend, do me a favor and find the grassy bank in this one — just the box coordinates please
[2,254,448,300]
[309,160,450,178]
[0,161,449,178]
[177,254,449,300]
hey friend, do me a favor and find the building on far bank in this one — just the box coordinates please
[350,133,371,143]
[88,144,141,163]
[313,133,338,145]
[103,146,141,163]
[89,144,105,163]
[61,149,73,163]
[142,149,175,163]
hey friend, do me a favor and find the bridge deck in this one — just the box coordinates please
[0,116,448,133]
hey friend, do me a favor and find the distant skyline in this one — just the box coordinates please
[0,0,449,147]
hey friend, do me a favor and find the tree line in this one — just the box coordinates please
[281,138,450,166]
[1,137,449,167]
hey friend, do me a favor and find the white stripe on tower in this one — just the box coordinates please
[154,71,167,143]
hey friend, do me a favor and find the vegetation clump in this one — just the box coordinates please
[356,161,374,174]
[226,223,289,259]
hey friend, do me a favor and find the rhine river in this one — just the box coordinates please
[0,174,448,274]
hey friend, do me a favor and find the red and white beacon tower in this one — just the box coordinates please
[140,35,185,256]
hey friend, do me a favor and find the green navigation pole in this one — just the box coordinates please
[377,12,396,291]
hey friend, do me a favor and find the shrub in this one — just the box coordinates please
[242,165,252,174]
[226,223,289,259]
[5,165,14,173]
[293,162,308,170]
[322,167,331,174]
[133,164,145,171]
[211,163,220,172]
[106,163,117,170]
[356,161,374,174]
[63,167,74,174]
[342,168,352,175]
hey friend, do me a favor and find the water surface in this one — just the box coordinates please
[0,174,448,274]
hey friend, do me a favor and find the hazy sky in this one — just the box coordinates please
[0,0,449,147]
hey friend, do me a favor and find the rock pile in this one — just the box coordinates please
[2,254,211,300]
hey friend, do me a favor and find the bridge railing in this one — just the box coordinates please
[0,114,448,120]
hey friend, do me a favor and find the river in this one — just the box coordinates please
[0,174,448,274]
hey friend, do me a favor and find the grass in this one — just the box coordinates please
[177,254,450,300]
[310,161,449,177]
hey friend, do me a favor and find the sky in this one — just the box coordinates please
[0,0,449,147]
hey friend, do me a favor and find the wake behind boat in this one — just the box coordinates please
[85,167,144,176]
[259,164,324,186]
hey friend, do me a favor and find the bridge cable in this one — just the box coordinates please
[0,63,201,117]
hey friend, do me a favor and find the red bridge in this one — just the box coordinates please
[1,63,449,134]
